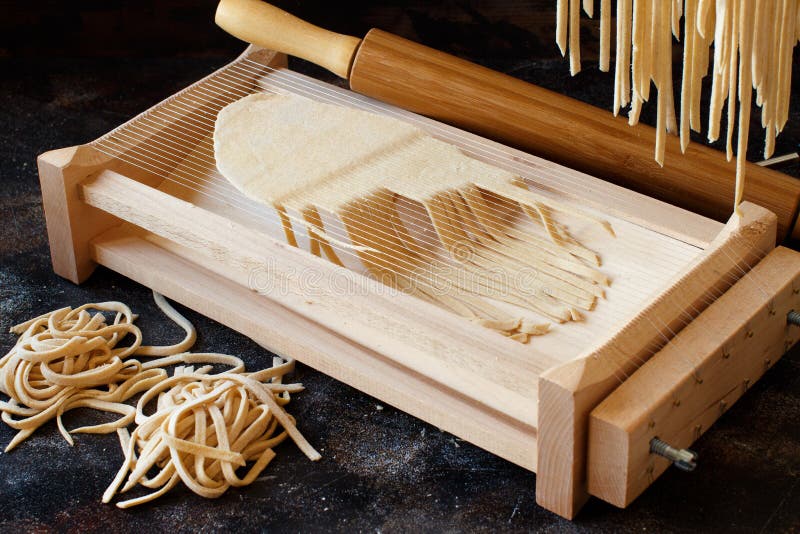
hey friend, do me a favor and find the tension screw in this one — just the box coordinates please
[788,310,800,326]
[650,438,698,472]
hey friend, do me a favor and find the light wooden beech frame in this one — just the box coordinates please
[37,47,800,519]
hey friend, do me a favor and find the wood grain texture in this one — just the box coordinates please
[535,202,777,519]
[349,29,800,242]
[587,246,800,507]
[90,226,539,470]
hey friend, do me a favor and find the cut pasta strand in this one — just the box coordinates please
[103,363,319,508]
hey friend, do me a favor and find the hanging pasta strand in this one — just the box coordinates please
[777,0,798,133]
[724,0,739,161]
[734,0,754,213]
[707,0,730,144]
[569,0,582,74]
[599,0,611,72]
[680,0,698,152]
[672,0,683,38]
[613,0,632,115]
[556,0,568,56]
[555,0,799,212]
[654,0,672,166]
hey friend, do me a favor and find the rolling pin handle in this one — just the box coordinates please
[215,0,362,79]
[650,437,698,472]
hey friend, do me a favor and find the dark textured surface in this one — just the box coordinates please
[2,4,800,532]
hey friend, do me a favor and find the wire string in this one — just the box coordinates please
[104,61,708,276]
[90,60,763,335]
[94,82,730,321]
[87,56,773,386]
[99,60,758,298]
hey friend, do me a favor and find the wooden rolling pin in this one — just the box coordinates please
[215,0,800,242]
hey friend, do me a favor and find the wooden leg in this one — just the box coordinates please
[37,145,119,283]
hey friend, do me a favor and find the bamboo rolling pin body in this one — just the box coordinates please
[216,0,800,242]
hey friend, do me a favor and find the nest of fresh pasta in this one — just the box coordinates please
[0,293,319,507]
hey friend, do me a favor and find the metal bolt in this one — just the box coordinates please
[694,372,703,384]
[788,310,800,326]
[650,437,698,472]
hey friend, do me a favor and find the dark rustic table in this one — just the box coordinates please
[1,4,799,531]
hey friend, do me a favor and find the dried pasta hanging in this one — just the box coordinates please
[557,0,800,213]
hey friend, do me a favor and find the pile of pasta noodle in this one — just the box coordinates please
[103,357,320,508]
[0,292,319,507]
[556,0,799,211]
[0,293,196,451]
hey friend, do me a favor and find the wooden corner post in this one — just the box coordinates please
[37,145,119,283]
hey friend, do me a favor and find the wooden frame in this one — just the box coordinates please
[36,46,800,519]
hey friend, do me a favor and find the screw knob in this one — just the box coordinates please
[650,437,698,472]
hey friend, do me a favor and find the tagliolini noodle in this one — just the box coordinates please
[557,0,800,213]
[0,292,208,451]
[102,358,321,508]
[1,292,320,506]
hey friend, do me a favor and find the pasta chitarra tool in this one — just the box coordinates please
[214,0,800,242]
[37,6,800,520]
